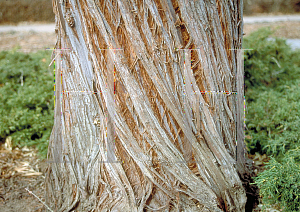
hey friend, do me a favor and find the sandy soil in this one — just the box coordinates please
[0,31,56,53]
[0,20,299,53]
[0,143,48,212]
[243,21,300,39]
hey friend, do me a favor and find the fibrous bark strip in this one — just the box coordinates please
[46,0,252,211]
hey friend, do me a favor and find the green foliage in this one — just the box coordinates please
[0,50,54,157]
[244,28,300,158]
[254,148,300,211]
[244,28,300,210]
[245,80,300,158]
[244,28,300,94]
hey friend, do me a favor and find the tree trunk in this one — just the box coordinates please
[45,0,255,211]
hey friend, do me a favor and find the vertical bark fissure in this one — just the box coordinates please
[46,0,252,211]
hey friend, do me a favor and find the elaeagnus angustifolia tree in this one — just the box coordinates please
[45,0,257,211]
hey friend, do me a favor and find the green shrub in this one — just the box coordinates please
[244,28,300,210]
[244,28,300,158]
[245,80,300,158]
[243,28,300,99]
[254,148,300,211]
[0,50,54,157]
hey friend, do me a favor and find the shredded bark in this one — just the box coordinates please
[46,0,252,211]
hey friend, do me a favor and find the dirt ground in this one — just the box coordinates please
[0,142,271,212]
[1,0,300,25]
[0,142,48,212]
[243,21,300,39]
[0,30,56,53]
[0,0,54,24]
[0,20,298,211]
[0,21,299,53]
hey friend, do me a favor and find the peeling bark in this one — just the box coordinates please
[45,0,254,211]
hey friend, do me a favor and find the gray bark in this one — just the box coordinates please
[45,0,252,211]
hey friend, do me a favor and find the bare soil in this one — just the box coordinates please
[0,30,56,53]
[0,21,299,54]
[0,0,54,24]
[1,0,300,25]
[243,21,300,39]
[0,143,48,212]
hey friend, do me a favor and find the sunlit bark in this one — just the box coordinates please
[45,0,254,211]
